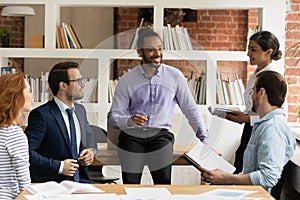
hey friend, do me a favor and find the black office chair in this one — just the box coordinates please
[279,160,300,200]
[88,125,119,184]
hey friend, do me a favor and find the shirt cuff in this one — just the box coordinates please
[89,148,98,158]
[58,161,64,174]
[250,115,260,126]
[196,128,208,144]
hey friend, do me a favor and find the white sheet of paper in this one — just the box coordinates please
[25,193,119,200]
[123,187,172,200]
[185,140,236,173]
[196,189,257,199]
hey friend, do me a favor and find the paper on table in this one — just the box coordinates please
[123,187,172,200]
[185,140,236,173]
[25,193,120,200]
[196,189,258,199]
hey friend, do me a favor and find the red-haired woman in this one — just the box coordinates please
[0,73,32,199]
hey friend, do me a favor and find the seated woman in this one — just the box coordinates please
[0,73,32,199]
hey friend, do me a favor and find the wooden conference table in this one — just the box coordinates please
[16,184,274,199]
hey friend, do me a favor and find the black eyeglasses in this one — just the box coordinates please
[68,77,85,85]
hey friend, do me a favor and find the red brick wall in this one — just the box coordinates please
[0,7,24,48]
[285,0,300,121]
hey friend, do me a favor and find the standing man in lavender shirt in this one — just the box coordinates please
[108,28,208,184]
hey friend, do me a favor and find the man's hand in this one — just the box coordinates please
[128,113,148,127]
[78,149,94,166]
[62,159,79,177]
[226,111,249,124]
[199,166,227,185]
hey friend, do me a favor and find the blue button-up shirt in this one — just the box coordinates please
[107,64,208,142]
[242,109,296,192]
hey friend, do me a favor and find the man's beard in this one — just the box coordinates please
[252,100,257,113]
[67,91,83,102]
[141,52,162,68]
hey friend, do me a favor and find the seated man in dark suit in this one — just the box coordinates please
[25,61,97,183]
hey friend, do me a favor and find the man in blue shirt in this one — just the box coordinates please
[108,28,208,184]
[200,71,296,193]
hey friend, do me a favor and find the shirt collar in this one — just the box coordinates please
[54,96,75,114]
[254,61,283,76]
[254,108,283,125]
[139,64,162,78]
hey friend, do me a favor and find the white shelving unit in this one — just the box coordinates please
[0,0,286,129]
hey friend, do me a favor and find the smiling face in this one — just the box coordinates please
[247,40,272,71]
[138,36,164,68]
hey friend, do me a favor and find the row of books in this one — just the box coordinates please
[216,73,245,105]
[56,23,82,49]
[1,66,22,75]
[25,72,50,103]
[187,71,206,104]
[162,24,193,50]
[79,78,98,103]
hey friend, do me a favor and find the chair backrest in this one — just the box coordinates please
[90,125,107,143]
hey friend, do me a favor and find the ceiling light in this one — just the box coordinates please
[1,6,35,17]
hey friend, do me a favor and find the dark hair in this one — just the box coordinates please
[250,31,282,61]
[136,27,162,49]
[0,72,25,127]
[48,62,79,96]
[255,71,286,107]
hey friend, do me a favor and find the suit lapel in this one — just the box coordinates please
[48,100,72,153]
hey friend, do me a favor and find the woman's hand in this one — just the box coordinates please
[226,111,249,124]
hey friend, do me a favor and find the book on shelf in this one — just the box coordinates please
[26,180,104,195]
[56,26,62,48]
[235,73,245,105]
[67,24,82,49]
[216,73,225,105]
[184,140,236,174]
[216,73,245,106]
[166,24,174,50]
[80,78,98,103]
[186,71,206,105]
[57,26,68,48]
[25,72,50,103]
[108,79,118,103]
[1,67,22,75]
[162,24,193,50]
[174,25,186,50]
[220,74,230,105]
[56,23,82,49]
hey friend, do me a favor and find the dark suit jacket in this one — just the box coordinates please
[25,99,97,182]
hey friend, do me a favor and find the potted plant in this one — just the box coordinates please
[0,27,12,47]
